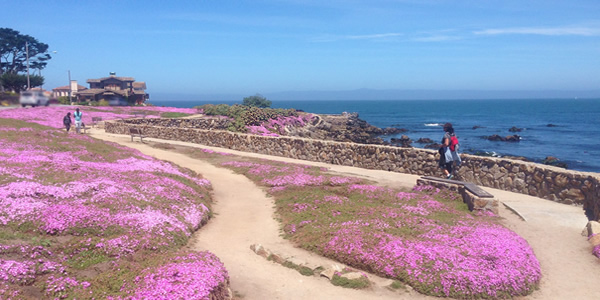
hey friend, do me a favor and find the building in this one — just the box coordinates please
[76,72,149,105]
[51,80,86,98]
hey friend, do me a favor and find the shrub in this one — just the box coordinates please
[198,104,300,133]
[242,93,271,108]
[57,96,70,105]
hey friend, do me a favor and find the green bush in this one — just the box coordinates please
[57,96,71,105]
[199,104,298,132]
[242,93,271,108]
[0,92,19,104]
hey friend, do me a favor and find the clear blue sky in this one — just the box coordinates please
[4,0,600,99]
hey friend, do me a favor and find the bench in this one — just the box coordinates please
[81,125,91,134]
[132,111,146,118]
[91,117,102,128]
[417,176,498,214]
[129,127,144,142]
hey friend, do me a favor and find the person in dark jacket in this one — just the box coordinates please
[63,112,72,132]
[439,123,461,179]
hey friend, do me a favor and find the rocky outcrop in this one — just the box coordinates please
[542,156,568,169]
[390,135,412,147]
[484,134,521,142]
[509,126,523,132]
[416,138,434,144]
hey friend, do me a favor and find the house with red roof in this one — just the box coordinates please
[51,81,87,98]
[75,72,149,105]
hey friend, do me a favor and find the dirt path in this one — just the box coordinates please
[90,130,600,300]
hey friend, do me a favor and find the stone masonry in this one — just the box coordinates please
[105,119,600,221]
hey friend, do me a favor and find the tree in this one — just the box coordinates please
[242,93,272,108]
[0,73,44,93]
[0,28,51,76]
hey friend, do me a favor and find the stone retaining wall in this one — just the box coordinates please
[105,120,600,221]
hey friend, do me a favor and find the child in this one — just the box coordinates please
[63,112,72,133]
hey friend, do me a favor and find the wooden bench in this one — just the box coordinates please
[81,125,91,134]
[420,176,494,198]
[91,117,102,127]
[417,176,498,214]
[132,111,146,118]
[129,127,144,142]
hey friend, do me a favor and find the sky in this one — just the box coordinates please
[3,0,600,100]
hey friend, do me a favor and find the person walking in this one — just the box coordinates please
[439,123,461,179]
[74,108,83,134]
[63,112,72,133]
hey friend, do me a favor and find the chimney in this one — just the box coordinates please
[70,80,78,93]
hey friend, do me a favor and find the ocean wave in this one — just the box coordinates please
[424,123,442,127]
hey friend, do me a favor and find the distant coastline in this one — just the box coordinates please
[149,89,600,102]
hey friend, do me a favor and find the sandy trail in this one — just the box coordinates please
[90,129,600,300]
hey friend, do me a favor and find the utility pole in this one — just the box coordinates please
[26,42,30,90]
[68,70,72,104]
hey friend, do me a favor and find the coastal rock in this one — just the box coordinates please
[484,134,521,142]
[484,134,504,141]
[382,127,408,135]
[543,156,568,168]
[390,135,412,147]
[424,143,441,149]
[509,126,523,132]
[416,137,434,144]
[505,135,521,142]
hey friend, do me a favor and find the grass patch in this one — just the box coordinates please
[388,280,407,290]
[331,273,371,289]
[281,260,315,276]
[161,112,192,118]
[67,250,111,269]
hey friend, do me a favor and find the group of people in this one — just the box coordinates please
[63,108,83,134]
[439,122,461,179]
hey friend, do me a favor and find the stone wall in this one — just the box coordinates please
[105,120,600,221]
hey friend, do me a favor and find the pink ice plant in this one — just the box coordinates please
[589,234,600,258]
[0,245,65,285]
[45,276,90,299]
[218,157,541,298]
[0,118,227,298]
[122,252,228,300]
[0,106,199,129]
[246,114,314,136]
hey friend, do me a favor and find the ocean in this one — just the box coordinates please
[148,99,600,173]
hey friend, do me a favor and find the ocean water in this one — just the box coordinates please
[149,99,600,173]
